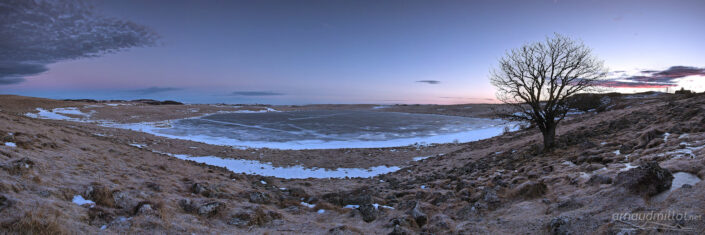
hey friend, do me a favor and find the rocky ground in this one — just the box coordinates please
[0,92,703,234]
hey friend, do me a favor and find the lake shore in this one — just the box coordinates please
[0,93,703,234]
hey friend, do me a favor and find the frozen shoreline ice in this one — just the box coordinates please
[167,152,402,179]
[25,106,516,150]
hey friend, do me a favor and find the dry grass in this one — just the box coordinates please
[1,208,69,235]
[86,183,114,207]
[313,201,346,214]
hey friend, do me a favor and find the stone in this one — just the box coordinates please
[112,191,136,209]
[197,201,225,217]
[511,181,547,199]
[248,191,271,204]
[410,203,427,227]
[388,225,410,235]
[587,174,613,185]
[0,195,12,212]
[616,162,673,197]
[548,216,571,235]
[2,157,35,175]
[358,204,377,222]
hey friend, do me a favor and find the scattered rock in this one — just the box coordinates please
[191,183,209,195]
[582,163,604,172]
[482,188,500,205]
[134,202,158,216]
[616,162,674,197]
[636,129,664,149]
[587,174,613,185]
[358,204,377,222]
[619,143,635,154]
[389,225,411,235]
[410,202,427,227]
[554,198,584,212]
[328,225,363,235]
[285,187,309,198]
[112,191,136,209]
[178,199,197,213]
[322,190,372,206]
[106,216,132,230]
[510,181,547,199]
[548,216,571,235]
[0,195,12,212]
[197,201,225,217]
[2,157,35,175]
[144,182,161,192]
[227,217,249,227]
[425,214,454,233]
[232,207,282,227]
[87,207,114,226]
[248,191,271,204]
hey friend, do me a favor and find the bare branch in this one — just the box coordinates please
[489,33,607,149]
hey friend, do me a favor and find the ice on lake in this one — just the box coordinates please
[134,110,511,149]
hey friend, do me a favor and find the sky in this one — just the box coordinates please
[1,0,704,104]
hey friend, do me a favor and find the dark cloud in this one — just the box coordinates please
[594,80,677,88]
[0,0,158,85]
[416,80,440,84]
[231,91,284,96]
[132,87,182,94]
[652,66,705,79]
[597,66,705,88]
[0,63,48,84]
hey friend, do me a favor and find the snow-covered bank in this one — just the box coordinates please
[166,153,402,179]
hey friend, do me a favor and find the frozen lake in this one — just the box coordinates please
[145,110,510,149]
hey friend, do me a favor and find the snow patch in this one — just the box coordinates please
[72,195,95,207]
[25,107,93,121]
[300,202,315,208]
[4,142,16,147]
[413,155,433,161]
[620,163,638,172]
[167,153,401,179]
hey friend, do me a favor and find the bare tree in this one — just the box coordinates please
[490,34,607,150]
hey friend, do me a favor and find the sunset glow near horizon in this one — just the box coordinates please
[2,0,705,105]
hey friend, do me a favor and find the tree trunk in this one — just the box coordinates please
[542,124,556,150]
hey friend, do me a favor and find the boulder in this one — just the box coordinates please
[358,204,377,222]
[134,202,158,216]
[112,191,136,209]
[616,162,673,197]
[248,191,271,204]
[548,216,571,235]
[410,203,427,227]
[191,183,210,196]
[587,174,613,185]
[197,201,225,217]
[0,195,12,212]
